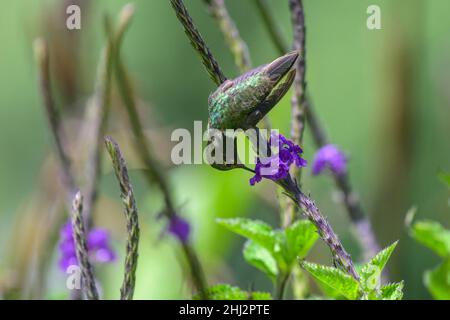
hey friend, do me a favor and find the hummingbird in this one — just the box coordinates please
[208,51,299,130]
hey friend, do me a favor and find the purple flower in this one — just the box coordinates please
[58,221,116,272]
[167,215,191,243]
[312,144,347,176]
[250,133,307,185]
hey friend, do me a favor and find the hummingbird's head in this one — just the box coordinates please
[208,51,299,130]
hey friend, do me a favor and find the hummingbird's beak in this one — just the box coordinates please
[264,51,299,83]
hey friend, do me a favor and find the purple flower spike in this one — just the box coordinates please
[168,215,191,243]
[250,132,307,185]
[312,144,347,176]
[58,221,116,272]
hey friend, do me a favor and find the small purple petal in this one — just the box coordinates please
[60,222,73,240]
[312,144,347,176]
[250,132,307,185]
[168,216,191,243]
[87,229,109,250]
[57,220,116,272]
[58,255,78,272]
[93,248,116,263]
[59,239,76,257]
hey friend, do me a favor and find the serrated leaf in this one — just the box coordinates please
[194,284,272,300]
[410,220,450,257]
[284,220,318,264]
[360,241,398,290]
[216,218,276,252]
[380,282,404,300]
[300,261,360,300]
[243,240,278,280]
[424,258,450,300]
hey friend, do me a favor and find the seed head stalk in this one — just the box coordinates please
[170,0,359,296]
[70,192,99,300]
[113,5,208,298]
[254,0,381,261]
[105,136,140,300]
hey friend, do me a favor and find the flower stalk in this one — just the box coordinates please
[105,136,140,300]
[70,192,99,300]
[82,4,135,229]
[255,0,381,261]
[202,0,251,73]
[81,16,115,229]
[251,134,359,281]
[170,0,226,85]
[34,38,77,202]
[113,5,208,298]
[169,0,359,294]
[279,176,360,280]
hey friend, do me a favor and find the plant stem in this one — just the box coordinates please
[280,0,308,228]
[34,38,77,201]
[253,133,360,280]
[34,37,94,300]
[279,176,360,280]
[112,10,208,297]
[255,0,381,260]
[170,0,227,85]
[202,0,251,72]
[274,272,290,300]
[70,192,99,300]
[288,0,307,176]
[105,136,140,300]
[82,16,115,229]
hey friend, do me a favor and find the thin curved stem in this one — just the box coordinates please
[202,0,251,73]
[113,12,208,297]
[105,136,140,300]
[255,0,381,261]
[71,192,99,300]
[170,0,227,85]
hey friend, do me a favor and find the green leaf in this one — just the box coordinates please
[284,220,318,264]
[216,218,276,251]
[194,284,272,300]
[438,171,450,188]
[360,241,398,290]
[380,282,404,300]
[300,261,360,300]
[250,292,272,300]
[410,220,450,257]
[243,240,278,280]
[424,258,450,300]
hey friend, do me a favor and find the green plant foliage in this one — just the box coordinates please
[360,241,398,291]
[194,284,271,300]
[216,218,276,252]
[300,261,360,300]
[301,242,401,300]
[410,220,450,258]
[380,282,404,300]
[438,171,450,188]
[424,258,450,300]
[410,219,450,299]
[218,218,318,280]
[243,240,278,280]
[283,220,319,265]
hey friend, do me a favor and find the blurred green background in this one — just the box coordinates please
[0,0,449,299]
